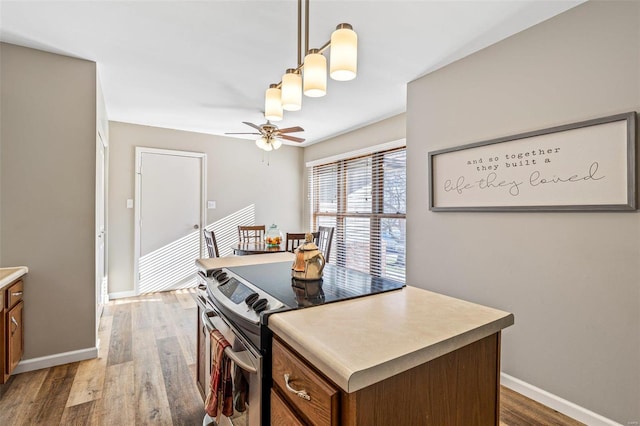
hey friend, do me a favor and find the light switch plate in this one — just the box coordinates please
[207,200,216,209]
[126,199,134,209]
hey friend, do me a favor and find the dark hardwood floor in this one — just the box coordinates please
[0,289,583,425]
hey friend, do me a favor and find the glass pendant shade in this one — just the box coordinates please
[330,24,357,81]
[272,138,283,150]
[256,137,267,150]
[281,69,302,111]
[263,139,273,151]
[264,84,283,121]
[303,49,327,97]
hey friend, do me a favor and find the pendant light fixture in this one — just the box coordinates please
[264,84,283,121]
[281,69,302,111]
[330,23,358,81]
[262,0,358,121]
[303,49,327,97]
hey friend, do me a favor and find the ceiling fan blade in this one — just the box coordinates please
[277,126,304,134]
[279,134,305,143]
[242,121,262,131]
[225,132,261,135]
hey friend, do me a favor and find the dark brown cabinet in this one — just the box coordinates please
[1,278,24,383]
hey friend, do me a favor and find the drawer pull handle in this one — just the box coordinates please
[12,291,23,297]
[11,317,19,335]
[284,374,311,401]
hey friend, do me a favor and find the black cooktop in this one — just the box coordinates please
[227,261,405,310]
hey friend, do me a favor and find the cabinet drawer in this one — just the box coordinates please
[7,280,23,309]
[272,338,339,426]
[271,388,305,426]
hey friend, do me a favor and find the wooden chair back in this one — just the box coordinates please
[238,225,266,243]
[316,226,335,262]
[285,232,319,253]
[203,229,220,258]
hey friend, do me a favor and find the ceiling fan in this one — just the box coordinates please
[225,121,305,151]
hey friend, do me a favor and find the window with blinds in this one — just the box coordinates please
[309,147,406,282]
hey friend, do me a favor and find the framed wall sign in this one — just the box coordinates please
[428,112,636,211]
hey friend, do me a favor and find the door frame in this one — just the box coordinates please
[134,147,207,295]
[95,128,108,339]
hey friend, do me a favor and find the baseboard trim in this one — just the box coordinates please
[12,347,98,375]
[108,290,137,299]
[501,373,622,426]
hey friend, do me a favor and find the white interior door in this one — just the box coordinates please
[135,148,206,294]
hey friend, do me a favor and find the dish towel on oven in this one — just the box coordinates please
[233,364,249,412]
[205,329,234,418]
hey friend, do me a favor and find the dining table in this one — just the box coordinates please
[233,242,288,256]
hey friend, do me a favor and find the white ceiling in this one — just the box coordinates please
[0,0,583,146]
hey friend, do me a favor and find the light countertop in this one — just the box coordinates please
[268,285,514,393]
[196,252,295,271]
[0,266,28,290]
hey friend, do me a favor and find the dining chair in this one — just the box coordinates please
[315,226,335,262]
[285,232,319,253]
[238,225,266,243]
[203,229,220,258]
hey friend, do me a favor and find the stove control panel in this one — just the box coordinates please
[201,268,284,324]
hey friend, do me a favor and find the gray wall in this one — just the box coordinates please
[406,1,639,423]
[0,43,97,358]
[108,122,304,294]
[304,114,406,163]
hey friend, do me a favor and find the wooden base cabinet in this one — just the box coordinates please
[7,301,24,377]
[1,278,25,384]
[271,338,340,426]
[272,333,502,426]
[271,389,305,426]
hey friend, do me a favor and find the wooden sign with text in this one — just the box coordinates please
[428,112,636,211]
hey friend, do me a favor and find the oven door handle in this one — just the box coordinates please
[202,310,258,374]
[194,293,209,310]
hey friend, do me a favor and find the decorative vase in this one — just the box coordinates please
[291,233,326,280]
[264,224,283,247]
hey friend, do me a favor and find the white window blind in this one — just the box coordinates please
[309,147,406,282]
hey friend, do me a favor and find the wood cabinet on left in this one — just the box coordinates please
[1,278,24,383]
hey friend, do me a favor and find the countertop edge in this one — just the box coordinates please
[269,292,514,393]
[269,304,514,393]
[347,314,514,392]
[0,266,29,290]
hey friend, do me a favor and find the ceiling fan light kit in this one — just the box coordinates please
[226,120,305,151]
[263,0,358,121]
[255,134,283,151]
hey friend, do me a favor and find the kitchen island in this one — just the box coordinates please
[268,286,513,425]
[196,255,513,425]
